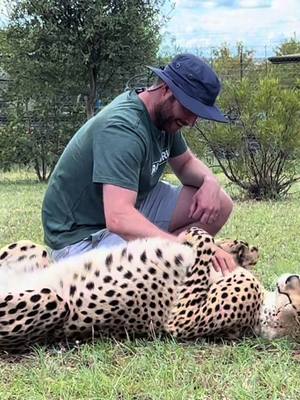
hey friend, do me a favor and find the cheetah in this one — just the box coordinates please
[0,240,50,270]
[0,227,299,352]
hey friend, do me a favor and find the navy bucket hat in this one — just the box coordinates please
[147,53,228,123]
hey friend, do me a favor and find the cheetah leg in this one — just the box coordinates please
[164,227,217,336]
[165,227,263,340]
[0,289,70,352]
[166,270,263,340]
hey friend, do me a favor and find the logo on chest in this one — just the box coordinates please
[151,149,170,176]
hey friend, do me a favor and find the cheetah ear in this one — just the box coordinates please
[236,243,248,266]
[285,275,300,290]
[216,239,259,269]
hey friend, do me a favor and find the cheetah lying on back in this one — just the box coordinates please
[0,227,299,352]
[0,240,50,270]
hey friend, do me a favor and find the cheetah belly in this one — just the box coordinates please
[1,239,195,341]
[59,248,195,339]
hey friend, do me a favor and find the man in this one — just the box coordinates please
[42,53,235,274]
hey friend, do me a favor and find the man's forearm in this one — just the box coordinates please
[106,206,178,242]
[175,154,218,188]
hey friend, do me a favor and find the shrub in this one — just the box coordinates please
[195,76,300,200]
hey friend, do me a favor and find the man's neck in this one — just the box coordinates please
[138,90,156,122]
[138,86,164,127]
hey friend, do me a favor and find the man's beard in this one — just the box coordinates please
[154,105,178,134]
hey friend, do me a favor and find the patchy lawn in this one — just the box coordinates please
[0,170,300,399]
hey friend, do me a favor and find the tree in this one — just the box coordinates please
[0,0,169,180]
[275,37,300,55]
[3,0,167,118]
[212,43,255,82]
[195,76,300,200]
[273,37,300,89]
[0,96,85,180]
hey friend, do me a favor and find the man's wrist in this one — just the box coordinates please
[203,174,218,184]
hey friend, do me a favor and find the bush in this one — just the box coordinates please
[195,76,300,200]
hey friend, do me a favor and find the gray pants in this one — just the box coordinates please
[52,181,181,262]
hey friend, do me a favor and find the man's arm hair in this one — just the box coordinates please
[103,184,179,242]
[169,149,218,188]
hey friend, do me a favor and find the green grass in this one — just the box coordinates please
[1,170,300,399]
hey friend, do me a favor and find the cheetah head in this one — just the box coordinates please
[260,274,300,339]
[215,239,259,269]
[181,228,259,270]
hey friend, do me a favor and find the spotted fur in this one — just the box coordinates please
[0,240,50,271]
[0,228,299,352]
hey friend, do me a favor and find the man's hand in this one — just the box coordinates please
[212,246,237,276]
[177,231,237,276]
[189,176,221,225]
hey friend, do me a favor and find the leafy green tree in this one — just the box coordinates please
[212,43,255,82]
[272,37,300,89]
[3,0,166,118]
[0,97,85,180]
[195,76,300,200]
[0,0,168,180]
[275,37,300,55]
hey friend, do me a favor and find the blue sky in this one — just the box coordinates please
[161,0,300,58]
[0,0,298,59]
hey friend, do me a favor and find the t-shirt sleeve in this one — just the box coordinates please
[92,123,145,192]
[169,131,188,158]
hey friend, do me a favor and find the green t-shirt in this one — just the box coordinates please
[42,90,187,249]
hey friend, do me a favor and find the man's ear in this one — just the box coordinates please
[161,83,171,97]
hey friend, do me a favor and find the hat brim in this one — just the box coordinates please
[147,66,228,124]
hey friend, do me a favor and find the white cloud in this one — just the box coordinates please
[175,0,272,8]
[238,0,272,8]
[163,0,300,57]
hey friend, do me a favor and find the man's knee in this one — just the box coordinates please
[219,190,234,224]
[196,189,233,235]
[169,185,233,236]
